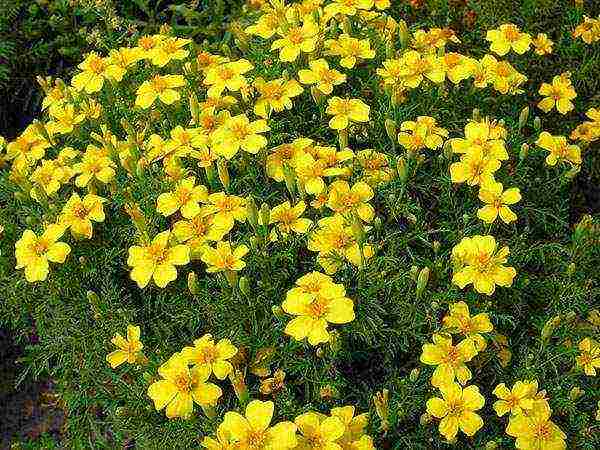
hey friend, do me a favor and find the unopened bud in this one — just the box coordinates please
[485,442,499,450]
[385,119,396,142]
[416,267,430,298]
[541,315,561,342]
[272,305,285,319]
[433,241,441,254]
[409,265,419,282]
[229,370,249,406]
[239,276,250,297]
[260,203,270,229]
[373,389,390,432]
[217,159,230,190]
[283,165,296,197]
[398,19,409,48]
[518,106,529,129]
[472,108,480,121]
[338,128,349,150]
[569,386,584,401]
[519,143,529,161]
[419,412,432,425]
[187,271,199,295]
[409,367,420,382]
[533,116,542,131]
[443,140,453,159]
[310,86,324,105]
[86,290,101,319]
[566,262,576,276]
[246,195,259,230]
[396,156,408,183]
[189,93,200,125]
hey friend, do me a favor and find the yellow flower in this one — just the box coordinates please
[164,125,209,158]
[324,34,376,69]
[451,235,516,295]
[266,138,313,182]
[180,334,238,380]
[397,50,445,88]
[480,55,527,95]
[271,19,319,62]
[172,210,228,258]
[282,271,355,345]
[201,241,249,273]
[203,59,254,98]
[573,15,600,44]
[157,177,209,219]
[326,97,370,130]
[136,34,165,56]
[298,59,347,95]
[441,52,474,84]
[60,193,106,239]
[5,125,50,165]
[295,411,345,448]
[326,180,375,222]
[47,103,85,135]
[147,353,222,419]
[201,423,236,450]
[149,36,191,67]
[127,231,190,288]
[15,224,71,283]
[356,149,393,186]
[220,400,297,449]
[376,58,405,88]
[506,401,566,450]
[398,116,448,151]
[212,114,270,159]
[420,334,478,387]
[204,192,247,232]
[330,406,374,450]
[535,132,581,166]
[570,108,600,143]
[73,144,116,188]
[308,215,374,274]
[245,12,282,39]
[532,33,553,55]
[269,201,312,236]
[71,52,108,93]
[106,325,143,369]
[538,73,577,114]
[492,381,536,417]
[449,148,500,186]
[477,181,521,224]
[412,27,460,52]
[486,23,532,56]
[324,0,373,17]
[135,74,186,109]
[426,382,485,441]
[442,301,493,351]
[576,337,600,376]
[449,118,508,161]
[30,159,73,200]
[104,47,144,82]
[253,77,304,118]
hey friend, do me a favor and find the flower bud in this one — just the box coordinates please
[217,158,230,190]
[569,386,584,401]
[433,241,441,254]
[409,367,420,382]
[239,276,250,297]
[260,203,270,229]
[419,412,431,426]
[272,305,285,319]
[319,385,339,400]
[338,128,349,150]
[518,106,529,129]
[519,143,529,161]
[385,119,396,142]
[187,271,199,295]
[541,315,561,342]
[443,140,453,159]
[416,267,430,299]
[246,195,259,230]
[409,265,419,282]
[472,108,480,121]
[189,92,200,125]
[398,19,410,48]
[533,116,542,131]
[86,290,101,319]
[310,86,324,105]
[229,370,249,406]
[373,389,390,432]
[396,156,408,183]
[485,442,499,450]
[566,262,576,276]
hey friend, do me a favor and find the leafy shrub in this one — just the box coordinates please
[1,0,600,448]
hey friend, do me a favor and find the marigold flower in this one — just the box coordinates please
[180,334,238,380]
[294,153,347,195]
[398,116,448,151]
[570,108,600,143]
[535,132,581,166]
[266,138,314,182]
[164,125,209,158]
[172,210,228,258]
[326,180,375,222]
[480,55,527,95]
[356,149,393,186]
[298,59,347,95]
[147,353,222,419]
[505,401,566,450]
[307,215,374,274]
[15,224,71,282]
[324,34,376,69]
[71,52,109,93]
[398,50,445,88]
[157,177,209,219]
[532,33,553,55]
[442,301,493,351]
[204,192,247,232]
[220,400,297,449]
[5,125,50,165]
[326,97,370,130]
[330,406,374,450]
[201,241,249,273]
[135,74,186,109]
[212,114,270,159]
[576,337,600,376]
[426,382,485,440]
[412,27,460,52]
[451,235,516,295]
[60,192,106,239]
[420,334,478,387]
[440,52,474,84]
[271,19,319,62]
[269,201,312,236]
[492,381,536,417]
[149,36,191,67]
[477,181,521,224]
[127,231,190,288]
[47,103,85,135]
[295,411,345,448]
[104,47,144,81]
[253,77,303,118]
[486,23,532,56]
[449,148,500,186]
[245,12,281,39]
[30,159,73,200]
[204,59,254,98]
[538,73,577,115]
[73,145,116,188]
[106,325,143,368]
[573,15,600,44]
[449,119,508,161]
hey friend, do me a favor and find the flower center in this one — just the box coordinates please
[151,76,168,93]
[174,374,192,393]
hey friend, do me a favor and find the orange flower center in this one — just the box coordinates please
[72,203,89,219]
[148,244,168,264]
[174,374,192,393]
[151,76,168,93]
[247,430,267,448]
[503,26,521,42]
[288,28,305,44]
[307,298,328,318]
[534,422,551,441]
[33,239,49,255]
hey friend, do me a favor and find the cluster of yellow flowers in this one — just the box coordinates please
[3,0,600,446]
[573,15,600,44]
